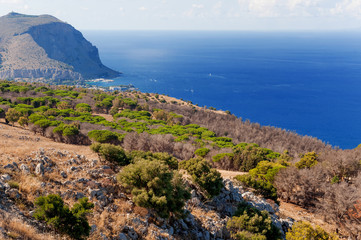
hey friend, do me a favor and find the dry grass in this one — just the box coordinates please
[18,174,43,202]
[279,201,336,234]
[0,211,57,240]
[0,123,98,160]
[219,169,247,179]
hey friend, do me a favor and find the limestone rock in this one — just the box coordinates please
[0,12,120,82]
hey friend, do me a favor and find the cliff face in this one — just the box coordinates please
[0,12,120,81]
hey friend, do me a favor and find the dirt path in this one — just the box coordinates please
[218,169,246,179]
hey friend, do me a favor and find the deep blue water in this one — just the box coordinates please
[83,31,361,149]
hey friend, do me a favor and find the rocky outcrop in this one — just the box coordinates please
[0,147,294,240]
[0,12,120,82]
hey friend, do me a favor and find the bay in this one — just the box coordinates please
[83,30,361,149]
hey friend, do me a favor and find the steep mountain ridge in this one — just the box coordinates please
[0,12,120,82]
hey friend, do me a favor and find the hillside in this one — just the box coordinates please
[0,80,360,239]
[0,12,120,82]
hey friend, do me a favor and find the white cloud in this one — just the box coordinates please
[139,6,147,11]
[192,4,204,9]
[330,0,361,17]
[248,0,278,17]
[0,0,22,3]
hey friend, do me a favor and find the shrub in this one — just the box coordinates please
[130,151,179,170]
[5,108,22,126]
[236,161,285,203]
[232,143,281,172]
[179,158,223,198]
[286,221,338,240]
[34,194,93,240]
[117,159,190,218]
[88,130,123,144]
[236,174,278,203]
[90,143,129,166]
[18,116,29,127]
[53,123,79,137]
[227,202,282,240]
[57,101,71,110]
[295,151,318,169]
[194,148,210,157]
[75,103,92,113]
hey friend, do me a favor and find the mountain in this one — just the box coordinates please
[0,12,120,82]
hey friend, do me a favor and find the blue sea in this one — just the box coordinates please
[83,31,361,149]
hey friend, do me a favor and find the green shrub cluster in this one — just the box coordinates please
[130,150,179,169]
[233,143,281,171]
[194,148,210,157]
[179,158,223,198]
[34,194,93,240]
[227,202,282,240]
[53,123,80,136]
[286,221,338,240]
[90,143,129,166]
[295,151,318,169]
[117,159,190,218]
[88,130,124,143]
[236,161,286,203]
[75,103,92,113]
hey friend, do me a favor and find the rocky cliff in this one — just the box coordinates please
[0,12,120,82]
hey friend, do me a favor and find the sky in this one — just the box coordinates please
[0,0,361,31]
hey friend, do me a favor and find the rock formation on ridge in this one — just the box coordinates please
[0,12,120,82]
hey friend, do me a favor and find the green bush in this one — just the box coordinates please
[194,148,210,157]
[235,161,285,203]
[232,143,281,172]
[130,151,179,170]
[286,221,338,240]
[117,159,190,218]
[90,143,129,166]
[212,153,234,162]
[179,158,223,198]
[53,124,79,137]
[75,103,92,113]
[5,108,22,126]
[88,130,123,143]
[236,174,278,203]
[227,202,281,240]
[34,194,93,240]
[295,151,318,169]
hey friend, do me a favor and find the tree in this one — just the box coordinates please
[286,221,338,240]
[18,116,29,128]
[295,151,318,169]
[57,101,71,110]
[75,103,92,113]
[179,158,223,198]
[34,194,94,240]
[227,202,281,240]
[5,108,22,126]
[117,159,190,218]
[194,148,210,157]
[90,143,129,166]
[88,130,123,144]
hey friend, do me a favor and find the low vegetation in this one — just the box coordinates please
[179,158,224,198]
[286,221,338,240]
[117,159,191,218]
[34,194,94,240]
[1,80,361,239]
[227,202,281,240]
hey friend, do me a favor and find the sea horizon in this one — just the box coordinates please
[83,30,361,149]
